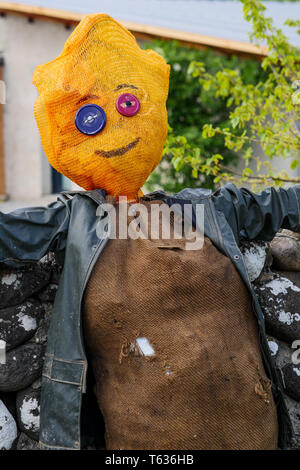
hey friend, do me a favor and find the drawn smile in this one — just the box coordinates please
[95,137,140,158]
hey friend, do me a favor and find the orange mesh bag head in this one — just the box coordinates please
[33,14,170,199]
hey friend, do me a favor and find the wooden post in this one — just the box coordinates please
[0,57,5,199]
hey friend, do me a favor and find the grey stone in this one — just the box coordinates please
[16,384,40,441]
[0,299,44,350]
[30,378,42,390]
[39,252,56,265]
[0,344,44,392]
[267,336,280,360]
[282,364,300,402]
[0,400,18,450]
[267,336,294,369]
[274,270,300,287]
[37,283,58,303]
[0,264,51,309]
[40,252,62,283]
[50,264,62,285]
[270,230,300,271]
[254,273,300,343]
[41,302,53,317]
[16,432,40,450]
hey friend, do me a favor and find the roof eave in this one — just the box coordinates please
[0,1,268,59]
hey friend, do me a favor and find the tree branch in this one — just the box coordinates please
[220,164,300,184]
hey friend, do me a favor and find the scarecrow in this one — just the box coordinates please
[0,14,299,450]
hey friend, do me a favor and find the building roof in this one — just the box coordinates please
[0,1,299,57]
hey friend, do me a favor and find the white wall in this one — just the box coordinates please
[0,15,75,200]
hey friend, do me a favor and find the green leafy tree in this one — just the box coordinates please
[158,0,300,192]
[143,39,266,193]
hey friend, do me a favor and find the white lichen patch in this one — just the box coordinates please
[242,243,267,282]
[20,397,40,432]
[136,337,155,356]
[268,340,279,356]
[278,310,300,325]
[265,277,300,296]
[16,312,37,332]
[0,400,17,450]
[1,273,18,286]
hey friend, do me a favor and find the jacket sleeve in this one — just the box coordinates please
[0,196,71,267]
[212,183,300,243]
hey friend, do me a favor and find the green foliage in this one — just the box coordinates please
[142,38,266,193]
[151,0,300,192]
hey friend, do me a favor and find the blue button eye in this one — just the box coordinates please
[75,104,106,135]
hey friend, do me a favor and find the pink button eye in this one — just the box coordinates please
[116,93,140,116]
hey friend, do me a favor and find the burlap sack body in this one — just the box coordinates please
[83,201,278,450]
